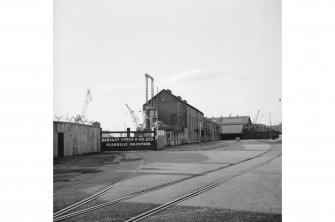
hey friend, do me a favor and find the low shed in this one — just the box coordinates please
[53,121,101,157]
[220,125,244,140]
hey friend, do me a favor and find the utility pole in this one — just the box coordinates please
[269,111,272,139]
[200,123,202,149]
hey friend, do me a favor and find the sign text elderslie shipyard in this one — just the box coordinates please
[101,136,155,150]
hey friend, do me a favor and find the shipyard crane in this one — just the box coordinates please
[125,103,143,131]
[253,110,260,123]
[82,89,92,119]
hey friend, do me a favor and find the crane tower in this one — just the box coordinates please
[253,110,260,123]
[145,73,154,103]
[82,89,92,119]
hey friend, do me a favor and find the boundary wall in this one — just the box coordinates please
[53,121,101,157]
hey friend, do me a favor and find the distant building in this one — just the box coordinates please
[91,121,101,128]
[269,123,282,133]
[143,89,204,144]
[211,116,252,126]
[210,116,252,140]
[244,123,280,139]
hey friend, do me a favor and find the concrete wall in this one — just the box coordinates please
[53,121,101,157]
[203,118,220,142]
[157,130,167,150]
[159,130,186,147]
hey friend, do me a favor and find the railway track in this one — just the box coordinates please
[54,153,125,195]
[54,149,280,221]
[53,154,144,218]
[126,153,282,222]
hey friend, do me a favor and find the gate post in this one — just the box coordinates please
[100,127,102,152]
[127,128,130,150]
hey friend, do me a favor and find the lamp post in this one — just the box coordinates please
[261,112,272,139]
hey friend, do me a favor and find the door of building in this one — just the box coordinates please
[58,133,64,157]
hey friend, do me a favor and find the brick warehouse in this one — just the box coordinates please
[210,116,280,140]
[143,89,204,144]
[203,117,221,142]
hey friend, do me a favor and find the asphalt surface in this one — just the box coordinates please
[53,139,282,222]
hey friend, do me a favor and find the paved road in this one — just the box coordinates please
[54,139,281,222]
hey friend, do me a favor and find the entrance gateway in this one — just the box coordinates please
[101,128,156,151]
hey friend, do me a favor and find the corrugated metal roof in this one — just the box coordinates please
[210,116,251,125]
[204,117,220,125]
[221,125,244,134]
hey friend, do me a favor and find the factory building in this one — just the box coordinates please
[269,123,282,134]
[143,89,204,145]
[210,116,280,140]
[244,123,280,139]
[210,116,252,140]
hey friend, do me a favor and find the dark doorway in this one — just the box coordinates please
[58,133,64,157]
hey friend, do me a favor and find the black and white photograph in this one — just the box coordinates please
[53,0,282,221]
[5,0,335,222]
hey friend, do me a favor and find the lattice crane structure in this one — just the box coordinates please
[253,110,261,123]
[125,103,143,131]
[82,89,92,119]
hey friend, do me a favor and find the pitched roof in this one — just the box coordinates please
[221,125,244,134]
[145,89,203,114]
[204,117,220,125]
[210,116,251,126]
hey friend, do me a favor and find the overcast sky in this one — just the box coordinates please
[54,0,281,130]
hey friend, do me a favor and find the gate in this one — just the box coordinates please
[101,128,156,151]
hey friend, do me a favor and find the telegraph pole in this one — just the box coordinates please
[269,111,272,139]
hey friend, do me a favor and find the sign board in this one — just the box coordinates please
[101,136,155,151]
[198,122,203,128]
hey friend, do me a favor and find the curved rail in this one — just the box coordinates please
[54,149,280,221]
[53,155,144,218]
[125,153,281,222]
[54,154,125,195]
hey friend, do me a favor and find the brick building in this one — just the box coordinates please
[203,117,220,142]
[143,89,204,144]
